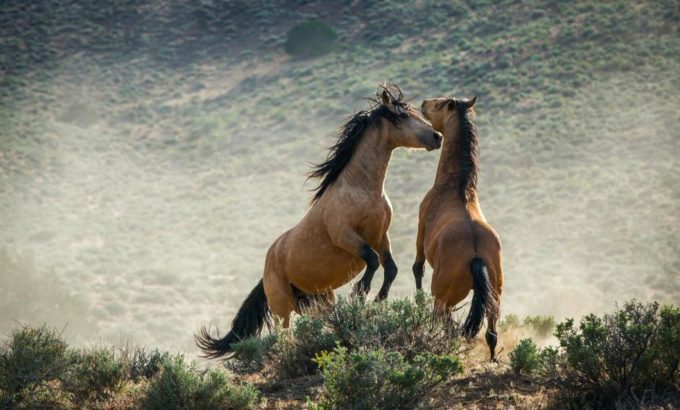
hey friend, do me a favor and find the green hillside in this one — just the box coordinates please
[0,0,678,357]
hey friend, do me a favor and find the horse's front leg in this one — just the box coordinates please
[330,228,380,299]
[375,233,398,301]
[412,217,426,290]
[352,243,381,299]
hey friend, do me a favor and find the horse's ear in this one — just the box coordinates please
[465,96,477,108]
[381,88,402,114]
[381,89,392,106]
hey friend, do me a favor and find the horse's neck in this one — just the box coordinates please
[433,126,476,200]
[339,127,392,196]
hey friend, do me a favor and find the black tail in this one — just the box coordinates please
[195,279,271,359]
[463,257,497,338]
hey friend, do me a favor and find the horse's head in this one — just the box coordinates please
[421,97,477,134]
[377,84,442,151]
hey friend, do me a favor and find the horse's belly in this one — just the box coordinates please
[286,242,365,293]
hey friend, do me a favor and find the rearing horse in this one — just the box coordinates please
[197,84,442,358]
[414,96,503,361]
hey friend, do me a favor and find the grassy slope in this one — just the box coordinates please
[0,0,678,357]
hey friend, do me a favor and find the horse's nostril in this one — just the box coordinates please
[434,132,442,141]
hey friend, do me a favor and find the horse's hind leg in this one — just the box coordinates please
[486,264,503,362]
[263,270,295,328]
[486,315,498,362]
[434,298,455,331]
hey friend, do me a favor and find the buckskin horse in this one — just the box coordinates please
[414,96,503,361]
[196,84,442,358]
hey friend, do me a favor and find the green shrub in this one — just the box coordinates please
[0,325,70,408]
[509,338,540,375]
[509,301,679,407]
[269,315,338,378]
[142,355,259,410]
[228,335,277,374]
[198,371,260,410]
[536,345,561,379]
[0,324,260,408]
[284,20,337,59]
[312,345,462,410]
[125,347,172,381]
[326,292,459,359]
[552,300,679,406]
[654,305,680,383]
[66,348,129,401]
[233,293,461,381]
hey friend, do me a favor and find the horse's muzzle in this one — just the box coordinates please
[426,132,443,151]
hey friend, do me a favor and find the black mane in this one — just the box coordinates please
[307,84,407,203]
[452,99,479,202]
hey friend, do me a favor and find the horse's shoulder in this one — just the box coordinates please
[267,228,296,262]
[420,187,436,204]
[418,188,438,218]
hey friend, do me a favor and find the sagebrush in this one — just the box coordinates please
[0,325,259,409]
[515,300,680,408]
[229,292,463,380]
[312,345,462,410]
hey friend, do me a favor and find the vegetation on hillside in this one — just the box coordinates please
[1,297,678,408]
[509,300,680,408]
[0,325,258,409]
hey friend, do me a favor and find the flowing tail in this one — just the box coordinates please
[195,279,271,358]
[463,257,497,338]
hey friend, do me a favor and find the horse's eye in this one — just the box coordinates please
[398,106,410,118]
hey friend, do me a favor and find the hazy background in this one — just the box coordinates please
[1,0,678,353]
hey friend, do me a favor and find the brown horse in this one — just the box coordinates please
[196,84,442,358]
[414,96,503,361]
